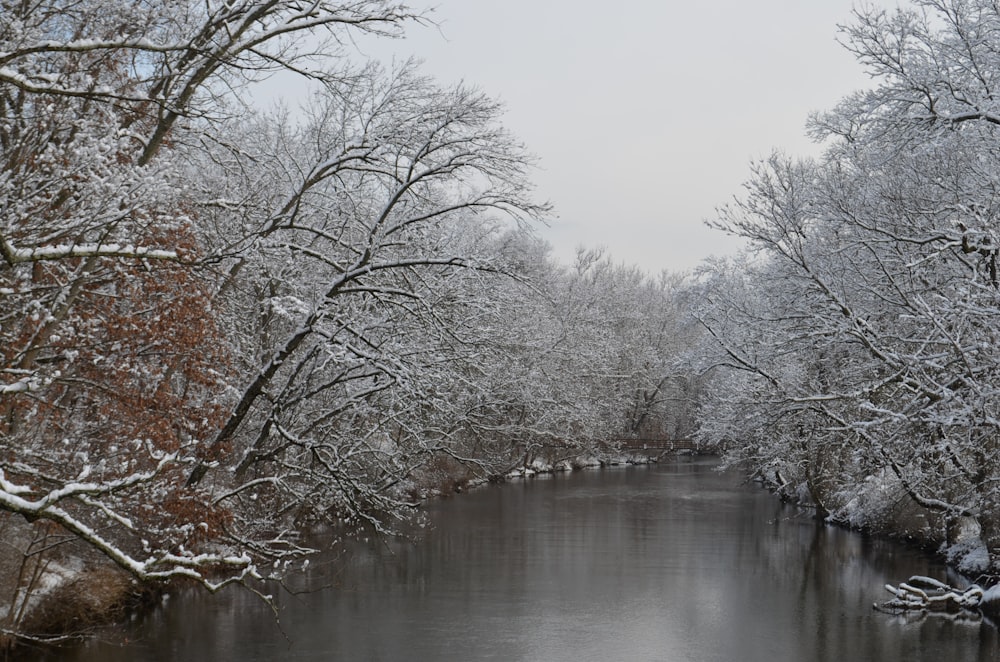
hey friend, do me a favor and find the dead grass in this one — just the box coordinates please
[19,564,137,638]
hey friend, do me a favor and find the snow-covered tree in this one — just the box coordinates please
[0,0,707,649]
[697,0,1000,572]
[2,0,567,645]
[459,246,698,470]
[183,60,547,536]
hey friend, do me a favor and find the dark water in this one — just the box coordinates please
[52,457,998,661]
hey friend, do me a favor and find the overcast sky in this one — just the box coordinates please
[349,1,897,273]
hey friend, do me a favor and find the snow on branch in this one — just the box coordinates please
[876,576,985,614]
[0,66,146,102]
[0,36,193,62]
[0,374,46,395]
[0,455,259,589]
[1,240,180,265]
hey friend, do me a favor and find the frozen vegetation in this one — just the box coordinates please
[691,0,1000,599]
[4,0,1000,652]
[0,0,700,648]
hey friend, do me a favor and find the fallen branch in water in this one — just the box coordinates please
[875,576,984,614]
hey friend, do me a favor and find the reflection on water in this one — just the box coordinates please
[51,457,999,661]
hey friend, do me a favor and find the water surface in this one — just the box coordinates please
[53,457,998,661]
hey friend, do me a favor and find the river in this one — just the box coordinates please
[50,456,999,661]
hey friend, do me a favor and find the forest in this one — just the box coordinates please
[2,0,1000,649]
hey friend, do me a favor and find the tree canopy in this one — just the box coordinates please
[696,0,1000,575]
[0,1,697,647]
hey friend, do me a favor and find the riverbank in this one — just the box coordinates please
[0,515,160,656]
[745,471,1000,624]
[417,449,671,499]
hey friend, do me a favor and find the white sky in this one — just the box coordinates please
[348,1,898,273]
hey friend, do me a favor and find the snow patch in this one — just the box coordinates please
[940,517,990,575]
[982,584,1000,607]
[942,537,991,574]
